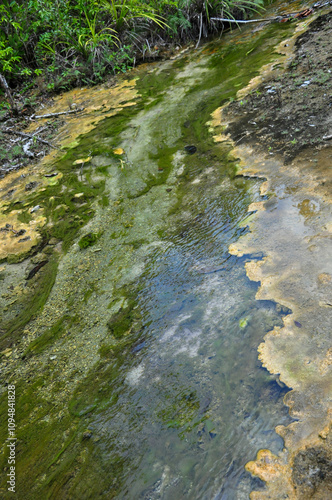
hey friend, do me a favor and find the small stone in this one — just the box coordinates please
[184,145,197,154]
[25,181,38,191]
[319,425,329,439]
[318,273,331,285]
[30,205,41,213]
[13,229,26,237]
[44,172,58,178]
[83,430,93,439]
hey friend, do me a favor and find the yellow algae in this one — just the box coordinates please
[73,157,92,165]
[0,211,45,262]
[247,201,265,212]
[246,449,296,500]
[25,79,138,154]
[0,78,139,262]
[236,18,318,100]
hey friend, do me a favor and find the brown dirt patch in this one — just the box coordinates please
[223,11,332,163]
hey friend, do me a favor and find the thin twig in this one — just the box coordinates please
[30,106,84,120]
[196,12,203,49]
[3,129,56,149]
[210,16,282,24]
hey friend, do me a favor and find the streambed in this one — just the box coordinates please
[1,2,326,499]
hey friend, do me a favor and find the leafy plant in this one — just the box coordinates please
[0,0,266,93]
[102,0,168,31]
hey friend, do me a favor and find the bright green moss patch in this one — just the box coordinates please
[78,232,102,249]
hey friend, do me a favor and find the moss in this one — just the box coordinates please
[17,210,33,224]
[1,254,59,349]
[107,299,141,338]
[23,314,79,358]
[125,239,147,250]
[98,194,109,207]
[68,361,120,418]
[78,232,102,249]
[158,390,200,432]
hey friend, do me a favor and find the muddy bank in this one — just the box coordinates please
[223,11,332,163]
[212,10,332,499]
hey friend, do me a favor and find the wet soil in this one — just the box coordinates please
[223,11,332,163]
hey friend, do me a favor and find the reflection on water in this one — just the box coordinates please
[88,178,292,499]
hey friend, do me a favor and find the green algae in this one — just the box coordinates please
[23,314,80,358]
[78,232,102,249]
[1,254,59,349]
[160,390,200,431]
[239,317,249,328]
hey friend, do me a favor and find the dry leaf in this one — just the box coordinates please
[73,157,92,165]
[113,148,124,155]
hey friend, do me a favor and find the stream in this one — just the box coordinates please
[0,2,305,499]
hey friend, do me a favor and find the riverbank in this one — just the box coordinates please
[212,9,332,499]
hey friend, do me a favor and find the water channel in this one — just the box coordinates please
[0,3,303,498]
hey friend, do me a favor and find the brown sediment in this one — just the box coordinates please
[211,10,332,500]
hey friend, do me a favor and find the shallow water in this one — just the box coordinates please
[56,13,297,499]
[0,3,304,499]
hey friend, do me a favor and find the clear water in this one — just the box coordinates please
[0,4,299,498]
[69,20,296,496]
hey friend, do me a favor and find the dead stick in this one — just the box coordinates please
[30,107,84,120]
[3,129,56,149]
[210,16,283,24]
[210,4,320,25]
[196,12,203,49]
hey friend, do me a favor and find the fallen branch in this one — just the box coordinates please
[210,16,280,24]
[2,129,56,149]
[30,106,84,120]
[210,6,316,25]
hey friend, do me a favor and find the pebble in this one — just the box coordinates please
[30,205,41,213]
[25,181,38,191]
[184,145,197,154]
